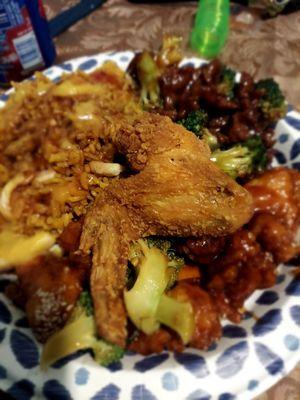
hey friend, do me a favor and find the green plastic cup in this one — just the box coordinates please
[190,0,230,59]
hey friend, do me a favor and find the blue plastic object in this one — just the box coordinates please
[0,0,55,83]
[49,0,106,38]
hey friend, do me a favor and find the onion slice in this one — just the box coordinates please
[0,230,56,271]
[0,174,32,220]
[34,170,57,184]
[89,161,123,177]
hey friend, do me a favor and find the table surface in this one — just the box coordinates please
[45,0,300,111]
[2,1,299,399]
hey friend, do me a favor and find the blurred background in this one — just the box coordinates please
[43,0,300,110]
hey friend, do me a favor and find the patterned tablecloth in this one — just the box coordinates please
[2,1,298,399]
[45,0,300,111]
[44,1,299,399]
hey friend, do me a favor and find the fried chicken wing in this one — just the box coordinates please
[80,113,253,347]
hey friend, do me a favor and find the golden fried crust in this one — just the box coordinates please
[113,113,253,236]
[81,113,254,346]
[88,203,137,347]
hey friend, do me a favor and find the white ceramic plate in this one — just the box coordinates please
[0,52,299,400]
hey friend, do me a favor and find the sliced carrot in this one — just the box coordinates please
[178,265,201,281]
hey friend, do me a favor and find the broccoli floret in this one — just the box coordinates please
[243,135,268,172]
[256,78,287,122]
[124,239,170,334]
[202,128,219,151]
[146,236,184,289]
[178,111,220,150]
[156,35,183,69]
[146,236,173,253]
[178,110,208,137]
[210,146,252,179]
[136,51,161,107]
[124,238,193,342]
[146,236,179,262]
[217,67,236,99]
[210,135,267,179]
[93,339,125,367]
[78,290,93,316]
[41,292,124,368]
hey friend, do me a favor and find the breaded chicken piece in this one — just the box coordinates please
[80,113,253,347]
[15,255,87,342]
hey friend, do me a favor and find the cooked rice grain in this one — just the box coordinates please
[0,62,142,235]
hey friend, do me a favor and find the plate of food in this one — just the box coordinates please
[0,38,299,400]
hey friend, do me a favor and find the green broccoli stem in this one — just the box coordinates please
[41,303,124,368]
[124,240,169,334]
[137,52,160,106]
[125,238,194,341]
[41,311,95,369]
[146,236,184,289]
[156,294,195,344]
[202,128,219,151]
[210,146,252,179]
[210,135,268,179]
